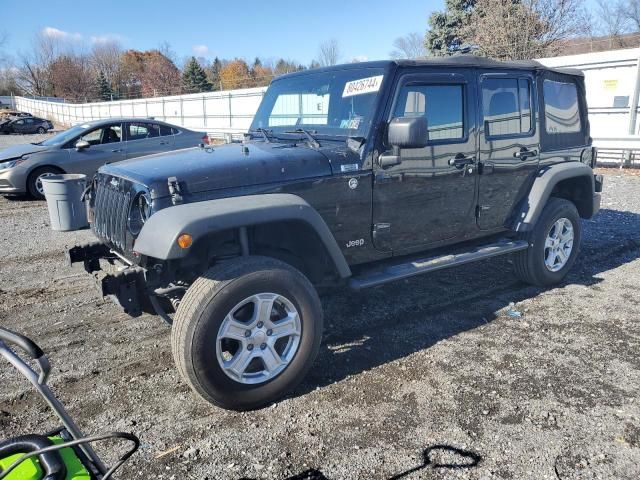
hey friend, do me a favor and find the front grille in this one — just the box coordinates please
[92,179,131,251]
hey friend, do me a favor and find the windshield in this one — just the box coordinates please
[251,68,385,139]
[38,123,93,147]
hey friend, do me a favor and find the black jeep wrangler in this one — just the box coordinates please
[68,56,602,410]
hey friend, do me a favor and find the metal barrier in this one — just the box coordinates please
[593,136,640,167]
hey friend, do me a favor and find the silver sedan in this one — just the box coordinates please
[0,118,209,199]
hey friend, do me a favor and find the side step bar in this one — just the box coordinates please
[349,240,529,290]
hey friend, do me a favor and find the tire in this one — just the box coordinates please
[172,256,323,410]
[514,197,582,287]
[37,127,46,134]
[27,166,61,200]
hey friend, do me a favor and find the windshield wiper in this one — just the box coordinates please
[248,128,272,143]
[284,128,321,149]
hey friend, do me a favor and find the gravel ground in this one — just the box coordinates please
[1,133,639,479]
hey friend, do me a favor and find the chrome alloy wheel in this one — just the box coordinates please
[35,172,56,196]
[544,217,574,272]
[216,293,301,385]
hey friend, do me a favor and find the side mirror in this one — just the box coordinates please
[388,116,429,149]
[75,140,90,151]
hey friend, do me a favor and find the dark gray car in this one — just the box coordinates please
[0,118,209,198]
[0,116,53,134]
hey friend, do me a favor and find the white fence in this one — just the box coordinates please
[15,87,267,141]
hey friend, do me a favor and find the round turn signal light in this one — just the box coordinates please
[177,233,193,249]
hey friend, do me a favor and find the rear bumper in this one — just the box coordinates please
[67,241,148,317]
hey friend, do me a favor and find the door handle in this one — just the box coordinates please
[159,141,169,145]
[448,154,475,168]
[513,148,538,160]
[111,148,123,153]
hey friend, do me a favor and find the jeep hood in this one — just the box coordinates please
[102,142,333,199]
[0,143,50,163]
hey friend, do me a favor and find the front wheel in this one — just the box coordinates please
[514,197,582,286]
[27,166,60,200]
[37,126,46,134]
[172,256,323,410]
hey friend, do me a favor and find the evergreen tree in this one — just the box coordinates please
[207,57,223,91]
[425,0,476,56]
[182,57,213,93]
[95,70,113,101]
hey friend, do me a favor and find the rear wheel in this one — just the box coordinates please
[172,256,323,410]
[514,197,581,286]
[27,166,61,200]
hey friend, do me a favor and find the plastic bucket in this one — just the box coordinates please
[41,174,88,231]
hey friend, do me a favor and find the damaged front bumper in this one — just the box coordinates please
[67,242,149,317]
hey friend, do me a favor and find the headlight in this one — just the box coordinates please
[128,192,152,235]
[0,158,25,171]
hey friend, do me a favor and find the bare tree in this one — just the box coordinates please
[0,31,8,66]
[91,40,123,94]
[623,0,640,31]
[317,39,341,67]
[462,0,588,60]
[390,32,428,59]
[596,0,631,47]
[15,31,66,96]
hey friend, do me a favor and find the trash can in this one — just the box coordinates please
[41,174,88,231]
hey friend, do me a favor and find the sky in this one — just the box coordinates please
[2,0,442,65]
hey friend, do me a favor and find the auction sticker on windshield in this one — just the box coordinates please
[342,75,384,97]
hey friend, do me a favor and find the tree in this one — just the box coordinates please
[272,59,305,76]
[596,0,631,48]
[120,49,181,97]
[49,54,95,101]
[90,40,123,97]
[390,32,428,59]
[219,59,250,90]
[207,57,223,90]
[425,0,476,56]
[461,0,588,60]
[182,56,212,93]
[16,31,63,96]
[250,57,273,87]
[317,39,340,66]
[623,0,640,31]
[96,70,113,100]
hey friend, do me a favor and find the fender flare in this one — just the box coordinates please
[134,193,351,278]
[512,161,595,232]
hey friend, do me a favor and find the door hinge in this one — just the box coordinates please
[168,176,183,205]
[373,223,392,250]
[476,205,491,217]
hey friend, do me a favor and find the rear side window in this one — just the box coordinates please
[127,122,160,140]
[159,124,173,136]
[481,78,532,137]
[543,80,581,134]
[394,84,464,141]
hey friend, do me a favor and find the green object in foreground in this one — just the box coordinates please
[0,436,91,480]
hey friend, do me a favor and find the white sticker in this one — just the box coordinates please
[341,163,359,172]
[342,75,384,97]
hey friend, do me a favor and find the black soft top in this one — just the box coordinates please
[280,55,583,79]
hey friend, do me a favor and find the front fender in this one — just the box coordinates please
[134,193,351,278]
[512,162,596,231]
